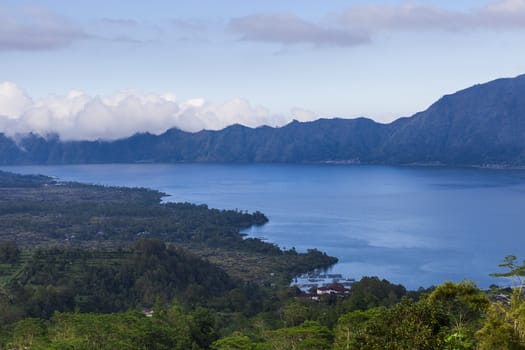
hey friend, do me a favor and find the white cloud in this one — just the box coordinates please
[290,107,318,123]
[483,0,525,14]
[0,82,33,118]
[229,0,525,48]
[0,82,319,141]
[0,6,88,51]
[337,0,525,33]
[477,0,525,28]
[337,3,465,33]
[229,13,370,47]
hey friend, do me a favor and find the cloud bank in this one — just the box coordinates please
[0,82,318,141]
[229,13,369,47]
[5,0,525,51]
[337,0,525,32]
[230,0,525,47]
[0,7,88,51]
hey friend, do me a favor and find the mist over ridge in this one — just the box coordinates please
[0,81,319,141]
[1,73,525,166]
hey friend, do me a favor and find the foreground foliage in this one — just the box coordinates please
[1,259,525,349]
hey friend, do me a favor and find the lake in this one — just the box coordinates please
[2,163,524,289]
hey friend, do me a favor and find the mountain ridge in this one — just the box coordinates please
[2,74,525,166]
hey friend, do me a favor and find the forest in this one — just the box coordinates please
[0,170,523,349]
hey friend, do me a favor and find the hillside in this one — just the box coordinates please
[0,171,336,283]
[380,75,525,165]
[1,74,525,166]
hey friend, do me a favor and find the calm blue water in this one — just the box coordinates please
[2,163,524,289]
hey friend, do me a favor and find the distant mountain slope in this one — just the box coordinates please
[2,74,525,166]
[5,118,388,164]
[380,74,525,165]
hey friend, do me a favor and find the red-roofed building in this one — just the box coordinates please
[316,284,350,296]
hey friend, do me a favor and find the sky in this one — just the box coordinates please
[1,0,525,140]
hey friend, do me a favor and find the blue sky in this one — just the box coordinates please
[1,0,525,139]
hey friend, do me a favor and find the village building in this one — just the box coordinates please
[316,284,350,296]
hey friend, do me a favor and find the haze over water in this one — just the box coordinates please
[3,163,524,289]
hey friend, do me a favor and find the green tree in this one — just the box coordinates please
[490,255,525,290]
[477,255,525,349]
[212,334,254,350]
[342,298,448,350]
[262,321,332,350]
[0,240,20,263]
[333,308,381,350]
[427,280,489,347]
[189,307,218,349]
[6,317,48,350]
[477,302,524,350]
[343,276,406,311]
[283,301,309,327]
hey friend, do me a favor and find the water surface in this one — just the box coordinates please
[2,163,524,289]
